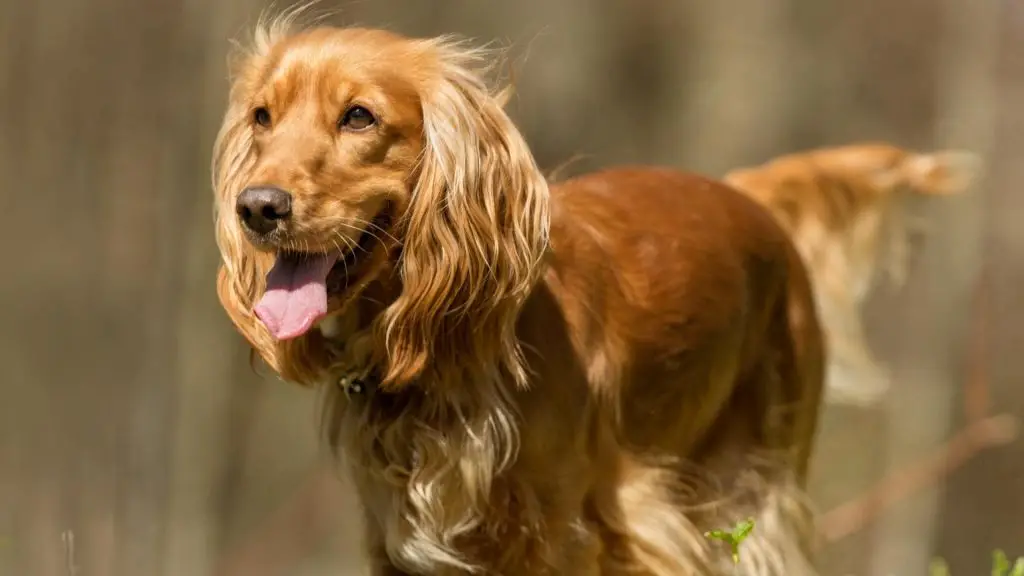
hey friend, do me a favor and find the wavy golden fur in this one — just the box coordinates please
[213,14,825,576]
[724,143,980,406]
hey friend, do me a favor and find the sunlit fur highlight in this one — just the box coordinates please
[724,142,980,406]
[213,13,825,576]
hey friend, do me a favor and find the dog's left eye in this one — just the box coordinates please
[339,106,376,131]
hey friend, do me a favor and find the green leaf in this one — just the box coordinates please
[995,549,1010,576]
[732,518,755,542]
[1009,558,1024,576]
[704,530,732,542]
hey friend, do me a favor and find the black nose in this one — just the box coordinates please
[236,186,292,234]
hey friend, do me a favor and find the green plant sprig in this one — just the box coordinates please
[929,549,1024,576]
[704,518,755,565]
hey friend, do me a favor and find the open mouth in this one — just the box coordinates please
[253,208,394,341]
[324,209,393,296]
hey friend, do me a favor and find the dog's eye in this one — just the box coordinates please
[339,106,376,131]
[253,107,272,128]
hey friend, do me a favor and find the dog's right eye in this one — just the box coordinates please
[253,107,272,128]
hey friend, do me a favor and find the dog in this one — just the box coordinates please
[724,143,979,406]
[212,17,825,576]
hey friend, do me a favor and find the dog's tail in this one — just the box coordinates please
[721,143,982,408]
[885,147,982,196]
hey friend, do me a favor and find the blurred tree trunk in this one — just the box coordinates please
[160,0,253,573]
[88,0,273,569]
[663,0,801,174]
[937,6,1024,569]
[802,0,940,572]
[104,0,197,571]
[2,0,137,573]
[867,1,998,574]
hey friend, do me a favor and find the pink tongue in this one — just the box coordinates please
[254,252,339,340]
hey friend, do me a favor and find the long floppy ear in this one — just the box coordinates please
[378,39,550,389]
[211,23,325,385]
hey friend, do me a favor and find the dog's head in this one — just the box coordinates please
[212,22,549,386]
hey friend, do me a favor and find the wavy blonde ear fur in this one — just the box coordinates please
[212,12,326,384]
[378,39,550,390]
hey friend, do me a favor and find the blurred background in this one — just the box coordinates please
[1,0,1021,574]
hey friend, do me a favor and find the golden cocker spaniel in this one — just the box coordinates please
[213,16,825,576]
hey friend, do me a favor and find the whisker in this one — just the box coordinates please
[363,217,400,244]
[339,215,398,251]
[334,221,383,255]
[334,229,358,254]
[359,295,387,307]
[328,235,347,281]
[333,230,357,281]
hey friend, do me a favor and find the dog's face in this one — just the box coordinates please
[225,28,427,340]
[213,25,549,384]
